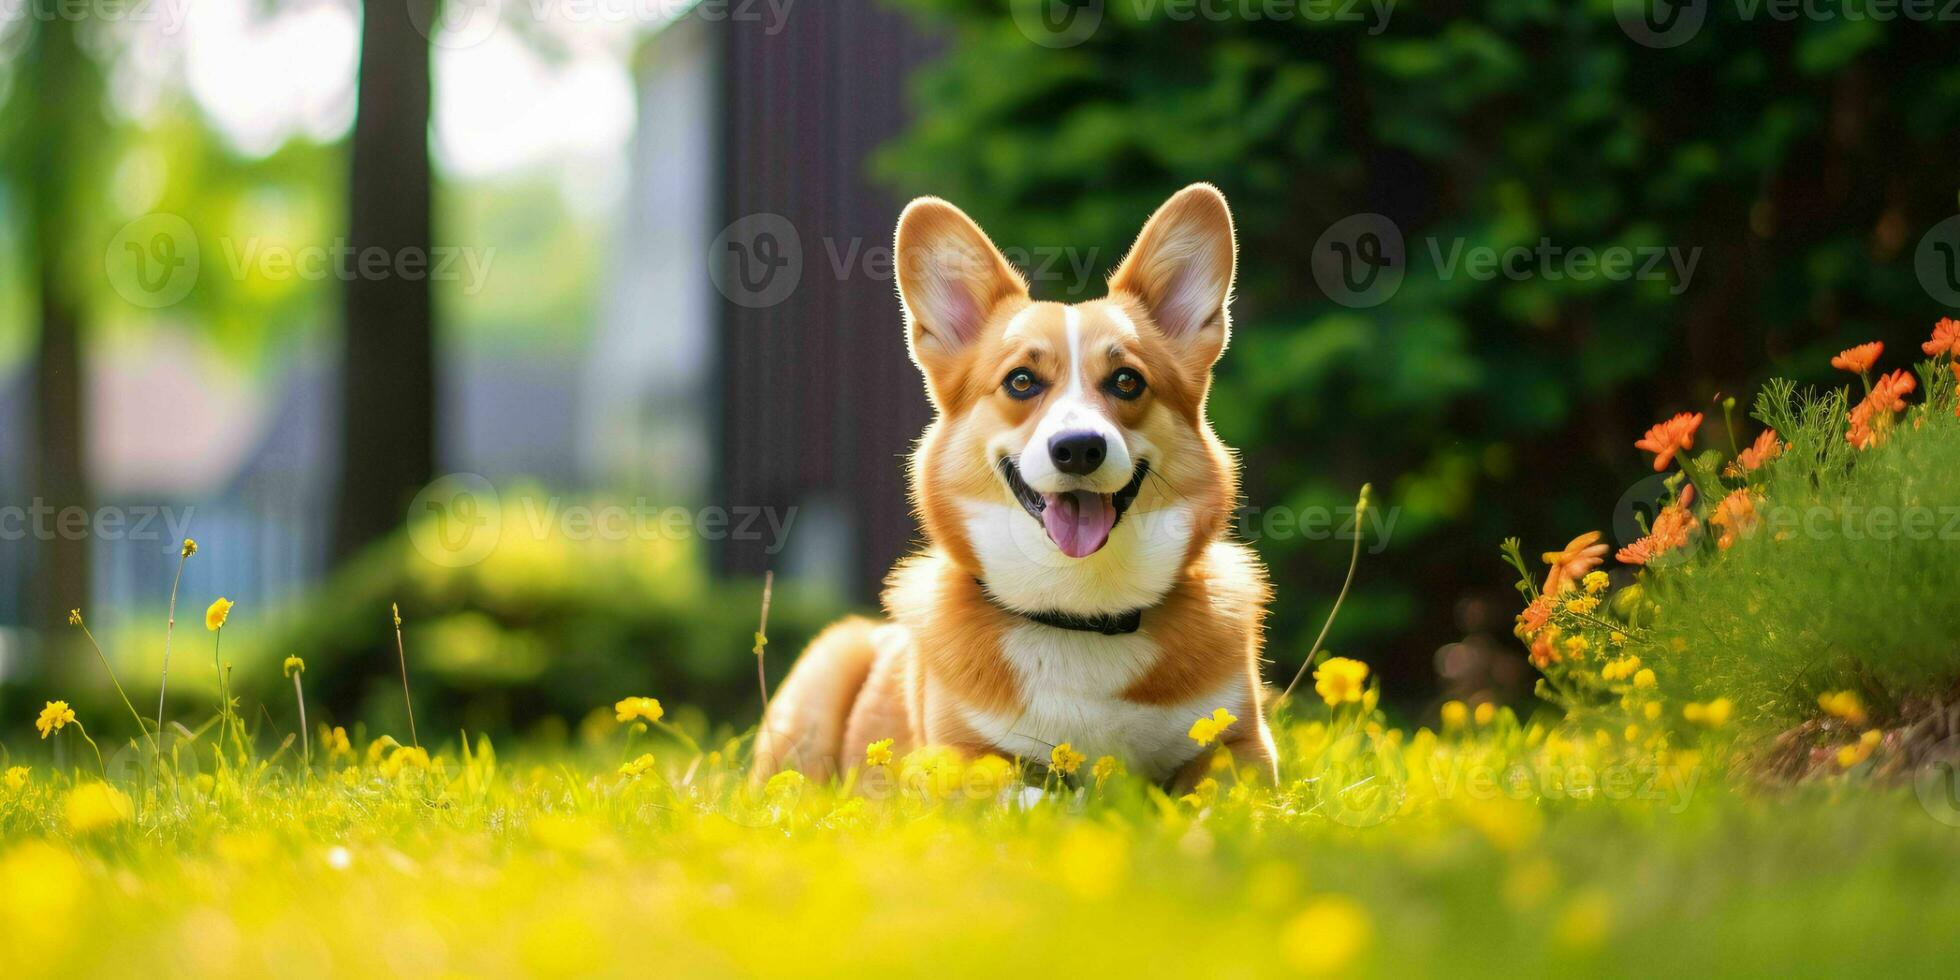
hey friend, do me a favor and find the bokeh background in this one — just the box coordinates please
[2,0,1957,742]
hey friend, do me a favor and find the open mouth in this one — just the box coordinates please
[998,457,1149,559]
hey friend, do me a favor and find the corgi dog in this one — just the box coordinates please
[754,184,1275,789]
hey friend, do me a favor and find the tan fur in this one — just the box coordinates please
[754,184,1277,788]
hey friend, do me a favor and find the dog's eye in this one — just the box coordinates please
[1107,368,1146,400]
[1004,368,1041,400]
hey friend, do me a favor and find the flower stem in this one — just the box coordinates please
[653,720,703,758]
[1277,484,1371,712]
[158,550,188,736]
[213,627,233,760]
[74,721,106,776]
[753,570,774,714]
[75,619,157,756]
[392,603,419,750]
[292,672,310,769]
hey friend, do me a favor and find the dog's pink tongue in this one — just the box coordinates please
[1042,491,1116,558]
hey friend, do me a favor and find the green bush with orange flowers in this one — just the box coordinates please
[1509,318,1960,775]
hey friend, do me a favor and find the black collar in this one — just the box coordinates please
[974,578,1147,636]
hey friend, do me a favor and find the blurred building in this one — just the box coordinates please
[0,0,938,640]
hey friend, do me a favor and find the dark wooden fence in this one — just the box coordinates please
[714,1,941,601]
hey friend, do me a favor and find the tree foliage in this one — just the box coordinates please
[875,0,1960,698]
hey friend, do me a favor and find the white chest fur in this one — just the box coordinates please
[953,622,1245,783]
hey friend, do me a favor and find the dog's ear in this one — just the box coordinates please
[1108,183,1236,368]
[895,197,1027,373]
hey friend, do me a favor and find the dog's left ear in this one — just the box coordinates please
[1108,183,1236,368]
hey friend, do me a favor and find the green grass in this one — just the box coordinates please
[3,716,1959,978]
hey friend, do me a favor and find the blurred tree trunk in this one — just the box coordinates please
[21,7,93,631]
[333,0,439,564]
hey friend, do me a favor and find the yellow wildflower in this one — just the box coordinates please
[1313,657,1370,706]
[1281,895,1374,974]
[614,697,664,725]
[1474,702,1497,726]
[283,656,305,678]
[1836,729,1882,768]
[1179,777,1219,808]
[205,597,233,631]
[381,746,431,778]
[967,754,1016,794]
[1050,742,1085,776]
[323,726,352,758]
[1582,571,1610,595]
[67,608,82,626]
[1610,631,1628,647]
[1633,669,1657,690]
[1817,690,1867,727]
[619,754,657,778]
[1643,702,1661,721]
[1440,700,1469,730]
[1187,707,1239,747]
[4,766,27,791]
[1682,698,1733,728]
[181,538,197,557]
[1563,595,1600,615]
[35,701,76,739]
[1091,755,1119,782]
[864,738,894,768]
[1563,635,1590,656]
[65,782,132,834]
[1601,657,1642,682]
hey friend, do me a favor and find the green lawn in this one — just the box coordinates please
[4,714,1957,978]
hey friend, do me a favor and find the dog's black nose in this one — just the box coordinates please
[1048,431,1107,476]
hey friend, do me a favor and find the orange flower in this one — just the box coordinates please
[1616,536,1660,566]
[1542,531,1608,594]
[1515,593,1555,638]
[1618,486,1698,565]
[1736,429,1783,471]
[1529,629,1562,669]
[1926,317,1960,357]
[1651,485,1699,548]
[1831,341,1883,375]
[1710,489,1760,550]
[1847,370,1918,449]
[1634,412,1704,472]
[1871,369,1916,411]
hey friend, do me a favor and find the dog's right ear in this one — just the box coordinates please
[895,198,1026,373]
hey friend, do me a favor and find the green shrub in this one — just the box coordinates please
[1507,323,1960,740]
[65,489,850,743]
